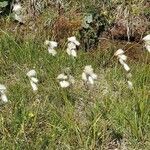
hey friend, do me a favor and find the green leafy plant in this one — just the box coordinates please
[79,10,109,51]
[0,0,9,14]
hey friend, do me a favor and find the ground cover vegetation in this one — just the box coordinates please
[0,0,150,149]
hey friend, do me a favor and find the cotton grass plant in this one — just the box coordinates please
[45,40,58,56]
[114,49,133,89]
[57,68,75,88]
[143,34,150,52]
[114,49,130,72]
[0,84,8,103]
[27,69,39,91]
[12,2,24,23]
[82,65,97,89]
[66,36,80,58]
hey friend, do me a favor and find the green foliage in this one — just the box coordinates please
[0,0,149,149]
[144,7,150,19]
[0,0,8,7]
[0,0,8,13]
[0,0,12,15]
[79,9,109,51]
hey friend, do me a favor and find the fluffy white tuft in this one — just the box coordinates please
[68,36,80,46]
[114,49,124,56]
[27,70,36,77]
[59,81,70,88]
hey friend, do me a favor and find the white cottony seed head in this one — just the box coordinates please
[143,35,150,52]
[27,70,36,77]
[88,76,94,85]
[123,63,130,72]
[66,36,80,58]
[118,54,127,61]
[114,49,124,56]
[0,84,8,103]
[13,3,22,13]
[70,49,77,58]
[30,80,38,91]
[1,94,8,103]
[145,45,150,52]
[82,72,87,81]
[84,65,93,74]
[67,48,77,57]
[49,41,58,49]
[0,84,6,91]
[143,34,150,42]
[12,3,24,23]
[14,14,23,22]
[82,65,97,86]
[45,40,58,56]
[57,72,75,88]
[45,40,58,48]
[118,54,130,72]
[127,80,133,90]
[66,41,78,58]
[45,40,50,45]
[59,80,70,88]
[67,42,76,50]
[90,73,97,80]
[30,77,39,83]
[48,48,57,56]
[68,36,80,46]
[27,70,38,91]
[57,74,68,80]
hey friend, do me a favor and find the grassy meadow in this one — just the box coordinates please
[0,0,150,149]
[0,31,150,149]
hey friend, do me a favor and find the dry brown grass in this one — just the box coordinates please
[52,11,82,43]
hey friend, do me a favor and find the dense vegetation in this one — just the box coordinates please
[0,0,150,149]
